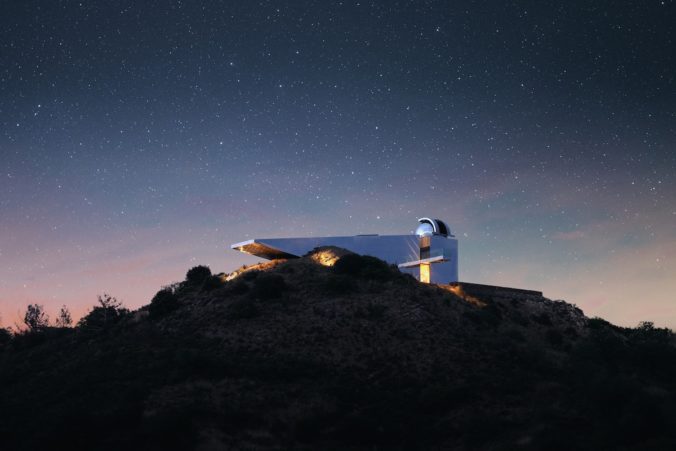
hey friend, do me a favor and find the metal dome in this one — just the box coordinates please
[415,222,435,237]
[416,217,453,237]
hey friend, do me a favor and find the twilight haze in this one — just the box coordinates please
[1,1,675,328]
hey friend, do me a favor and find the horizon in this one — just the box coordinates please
[2,216,674,329]
[1,1,675,329]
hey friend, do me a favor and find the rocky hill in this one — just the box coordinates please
[1,248,675,450]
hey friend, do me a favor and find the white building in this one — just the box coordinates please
[231,217,459,284]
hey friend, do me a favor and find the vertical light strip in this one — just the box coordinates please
[420,263,430,283]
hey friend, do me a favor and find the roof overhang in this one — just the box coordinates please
[230,239,299,260]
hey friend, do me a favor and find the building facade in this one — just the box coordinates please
[231,217,458,284]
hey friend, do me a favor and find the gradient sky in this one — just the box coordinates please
[1,1,675,328]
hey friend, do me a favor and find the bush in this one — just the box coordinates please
[355,303,388,320]
[78,294,129,331]
[533,312,552,326]
[0,328,12,345]
[202,275,223,291]
[149,288,179,319]
[323,274,357,295]
[333,254,393,281]
[463,304,501,328]
[564,326,579,338]
[632,321,673,343]
[546,329,564,347]
[588,317,612,330]
[185,265,212,286]
[250,274,287,300]
[228,298,260,319]
[242,270,260,281]
[504,328,525,342]
[226,279,249,295]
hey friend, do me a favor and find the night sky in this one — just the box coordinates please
[1,1,675,328]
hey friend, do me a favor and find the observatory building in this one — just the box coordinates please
[231,218,459,284]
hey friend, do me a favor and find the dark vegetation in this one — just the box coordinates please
[77,293,130,332]
[332,253,394,281]
[185,264,212,286]
[149,288,179,319]
[0,327,11,345]
[54,305,72,328]
[23,303,49,332]
[0,256,675,450]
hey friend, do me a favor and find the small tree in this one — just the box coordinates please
[54,305,73,328]
[97,293,124,310]
[23,304,49,332]
[78,294,128,330]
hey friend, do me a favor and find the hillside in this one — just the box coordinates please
[1,248,675,450]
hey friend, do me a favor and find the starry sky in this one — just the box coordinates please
[1,1,675,328]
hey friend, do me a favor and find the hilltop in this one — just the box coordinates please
[1,248,675,450]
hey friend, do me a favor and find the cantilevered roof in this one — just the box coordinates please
[231,234,419,264]
[230,239,300,260]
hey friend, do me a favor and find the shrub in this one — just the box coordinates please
[588,317,612,330]
[512,311,530,327]
[78,294,129,331]
[504,328,526,342]
[355,303,388,320]
[0,328,12,345]
[546,329,564,347]
[185,265,212,286]
[250,274,287,300]
[242,270,260,281]
[636,320,655,331]
[323,274,357,295]
[226,279,249,295]
[149,288,179,319]
[229,298,260,319]
[631,321,673,343]
[533,312,552,326]
[463,304,501,327]
[201,275,223,291]
[333,254,393,281]
[564,326,579,338]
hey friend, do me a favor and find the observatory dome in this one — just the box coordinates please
[416,218,453,237]
[415,222,435,237]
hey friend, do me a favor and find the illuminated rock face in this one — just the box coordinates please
[231,218,459,284]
